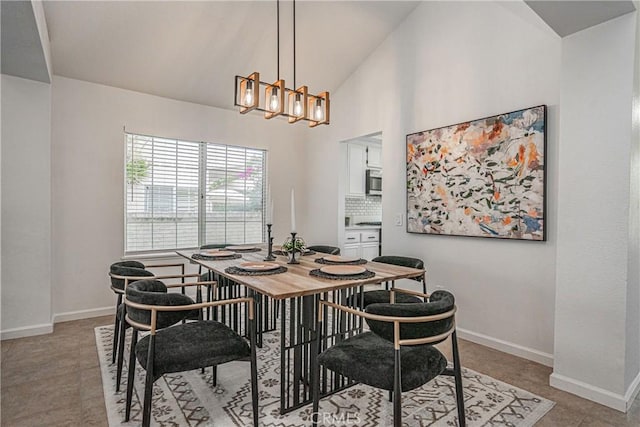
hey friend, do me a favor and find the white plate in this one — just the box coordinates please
[323,255,360,263]
[238,262,280,272]
[200,250,236,257]
[319,265,366,276]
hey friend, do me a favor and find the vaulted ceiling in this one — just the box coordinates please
[42,1,420,110]
[4,1,635,111]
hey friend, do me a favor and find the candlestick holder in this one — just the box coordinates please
[264,224,276,261]
[287,231,300,264]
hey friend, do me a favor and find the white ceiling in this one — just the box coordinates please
[525,0,635,37]
[43,1,420,110]
[37,0,638,110]
[1,1,50,83]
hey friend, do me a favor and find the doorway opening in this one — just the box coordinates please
[338,131,383,260]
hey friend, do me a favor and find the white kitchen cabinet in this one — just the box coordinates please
[342,245,361,258]
[344,231,360,245]
[346,142,382,197]
[366,145,382,169]
[341,228,380,260]
[347,143,366,197]
[361,230,379,243]
[361,242,379,261]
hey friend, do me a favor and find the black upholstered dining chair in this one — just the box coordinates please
[312,289,465,427]
[356,255,427,308]
[307,245,341,255]
[124,279,259,427]
[109,262,202,391]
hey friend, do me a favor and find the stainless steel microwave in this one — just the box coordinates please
[366,169,382,196]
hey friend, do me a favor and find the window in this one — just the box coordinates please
[125,133,266,253]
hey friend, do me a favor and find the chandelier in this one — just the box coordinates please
[234,0,329,127]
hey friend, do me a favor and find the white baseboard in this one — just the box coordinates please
[457,327,554,367]
[52,306,115,323]
[550,372,631,412]
[1,306,115,340]
[1,323,53,340]
[624,371,640,411]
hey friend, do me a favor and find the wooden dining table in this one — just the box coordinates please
[176,247,425,414]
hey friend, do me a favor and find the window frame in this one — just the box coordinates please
[124,132,268,255]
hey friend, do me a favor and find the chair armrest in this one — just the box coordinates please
[124,296,254,334]
[144,262,185,269]
[147,273,200,280]
[319,300,455,324]
[164,280,217,289]
[109,272,205,294]
[109,272,200,281]
[318,300,456,348]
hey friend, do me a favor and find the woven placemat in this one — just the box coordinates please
[272,250,316,256]
[309,268,375,280]
[192,253,242,261]
[227,247,262,253]
[225,266,288,276]
[314,258,367,265]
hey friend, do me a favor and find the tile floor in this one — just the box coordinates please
[1,315,639,426]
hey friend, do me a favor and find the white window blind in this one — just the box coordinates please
[125,133,266,253]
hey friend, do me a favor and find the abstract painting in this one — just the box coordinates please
[406,105,546,241]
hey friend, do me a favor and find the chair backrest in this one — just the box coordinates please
[371,255,424,270]
[308,245,341,255]
[372,255,424,281]
[125,279,196,329]
[365,290,455,343]
[110,260,145,270]
[110,263,154,290]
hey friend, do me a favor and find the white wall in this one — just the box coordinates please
[552,13,639,410]
[628,6,640,399]
[1,74,52,337]
[50,76,307,320]
[305,1,561,365]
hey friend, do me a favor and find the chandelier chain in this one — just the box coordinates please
[276,0,280,80]
[293,0,296,89]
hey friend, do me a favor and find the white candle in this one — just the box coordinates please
[290,188,296,233]
[269,197,274,225]
[266,185,273,224]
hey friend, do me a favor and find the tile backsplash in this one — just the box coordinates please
[345,196,382,220]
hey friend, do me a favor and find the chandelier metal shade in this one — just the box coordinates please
[234,0,330,127]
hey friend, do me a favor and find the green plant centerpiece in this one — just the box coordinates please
[281,236,306,262]
[282,236,307,264]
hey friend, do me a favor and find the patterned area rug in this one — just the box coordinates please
[96,325,554,426]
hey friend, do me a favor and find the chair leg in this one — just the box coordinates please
[388,390,393,402]
[393,348,402,427]
[452,331,466,427]
[249,312,259,427]
[422,273,427,294]
[115,312,127,392]
[212,366,217,386]
[142,335,155,427]
[112,294,122,363]
[125,329,138,422]
[311,322,323,427]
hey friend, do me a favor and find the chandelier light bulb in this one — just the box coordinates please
[269,87,280,111]
[314,99,324,121]
[244,81,254,106]
[293,93,303,116]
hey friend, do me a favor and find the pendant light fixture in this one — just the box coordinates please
[234,0,330,127]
